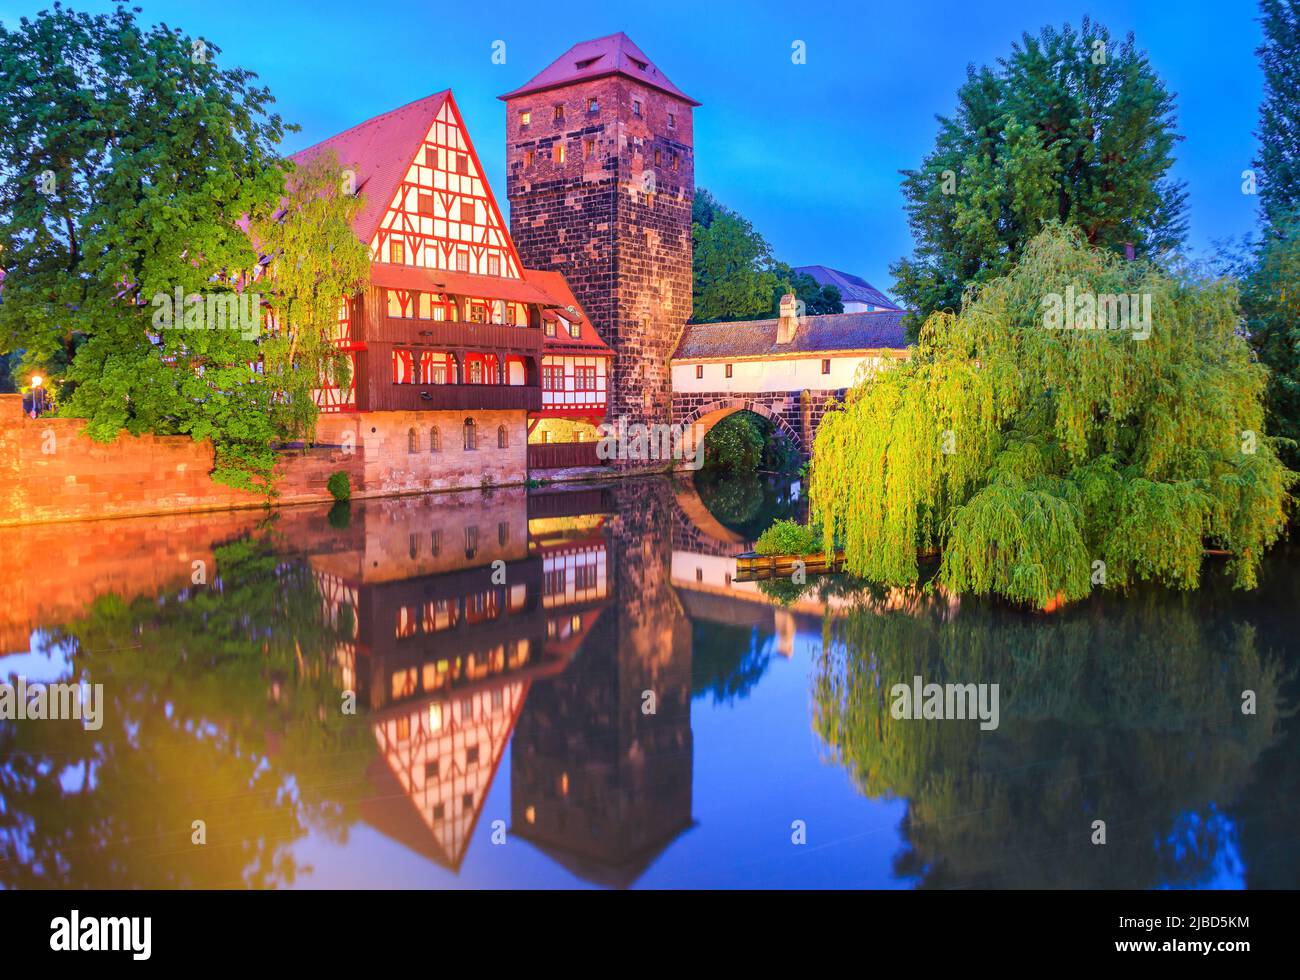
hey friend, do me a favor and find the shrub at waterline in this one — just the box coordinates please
[755,518,822,556]
[326,471,351,502]
[808,224,1295,607]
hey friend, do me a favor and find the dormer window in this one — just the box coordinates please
[575,56,600,70]
[630,58,648,70]
[568,319,580,339]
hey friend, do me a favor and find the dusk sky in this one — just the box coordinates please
[3,0,1270,300]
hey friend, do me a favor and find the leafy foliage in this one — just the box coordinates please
[692,188,844,322]
[890,18,1187,334]
[702,410,765,471]
[1242,216,1300,468]
[249,149,369,447]
[1255,0,1300,227]
[809,224,1295,608]
[0,6,366,492]
[755,517,821,555]
[326,470,351,502]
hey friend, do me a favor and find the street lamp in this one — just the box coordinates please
[30,375,43,418]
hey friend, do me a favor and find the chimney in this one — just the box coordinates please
[777,293,799,344]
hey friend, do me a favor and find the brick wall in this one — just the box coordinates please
[0,396,528,526]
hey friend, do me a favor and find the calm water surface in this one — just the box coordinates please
[1,474,1297,888]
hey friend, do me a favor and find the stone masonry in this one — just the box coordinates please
[504,72,694,437]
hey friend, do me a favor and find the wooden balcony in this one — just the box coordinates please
[527,441,605,469]
[371,382,542,413]
[369,316,543,353]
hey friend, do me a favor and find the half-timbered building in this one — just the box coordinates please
[290,90,611,490]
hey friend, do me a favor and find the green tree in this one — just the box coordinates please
[1243,218,1300,469]
[250,149,369,447]
[692,202,778,322]
[0,6,363,491]
[808,224,1294,608]
[1255,0,1300,227]
[1243,2,1300,469]
[890,19,1187,336]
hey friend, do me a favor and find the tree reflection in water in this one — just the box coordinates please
[0,528,369,889]
[814,578,1292,888]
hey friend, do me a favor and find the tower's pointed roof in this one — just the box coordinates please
[499,32,700,106]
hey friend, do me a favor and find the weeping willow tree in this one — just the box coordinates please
[810,224,1295,607]
[250,150,370,447]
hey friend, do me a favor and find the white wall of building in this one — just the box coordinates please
[670,353,896,394]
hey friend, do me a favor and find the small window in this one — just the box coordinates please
[671,154,679,172]
[654,149,662,166]
[695,364,703,379]
[409,534,419,559]
[725,363,733,378]
[524,149,535,168]
[425,147,437,167]
[487,254,500,277]
[429,426,441,452]
[464,525,478,558]
[588,98,598,113]
[456,153,469,175]
[584,139,595,160]
[553,143,566,164]
[519,110,531,127]
[407,428,419,453]
[553,105,564,123]
[497,424,509,449]
[456,249,469,272]
[667,112,676,129]
[498,522,509,545]
[632,99,642,117]
[568,319,580,339]
[463,417,477,451]
[390,240,405,264]
[431,530,442,556]
[417,193,435,216]
[821,358,831,375]
[544,319,556,337]
[425,760,439,779]
[460,201,475,224]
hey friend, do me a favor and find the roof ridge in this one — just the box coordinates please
[289,90,450,160]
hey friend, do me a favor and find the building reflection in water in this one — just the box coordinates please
[304,481,693,881]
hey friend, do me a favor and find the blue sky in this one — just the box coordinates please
[3,0,1269,299]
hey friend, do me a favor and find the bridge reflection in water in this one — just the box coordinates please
[1,475,1297,889]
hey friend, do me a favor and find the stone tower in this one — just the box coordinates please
[501,33,697,433]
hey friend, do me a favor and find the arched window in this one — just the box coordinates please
[497,424,508,449]
[463,417,477,451]
[429,426,441,453]
[407,427,419,453]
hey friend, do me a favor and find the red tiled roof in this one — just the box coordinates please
[499,32,700,106]
[673,310,911,360]
[524,269,612,355]
[288,91,450,245]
